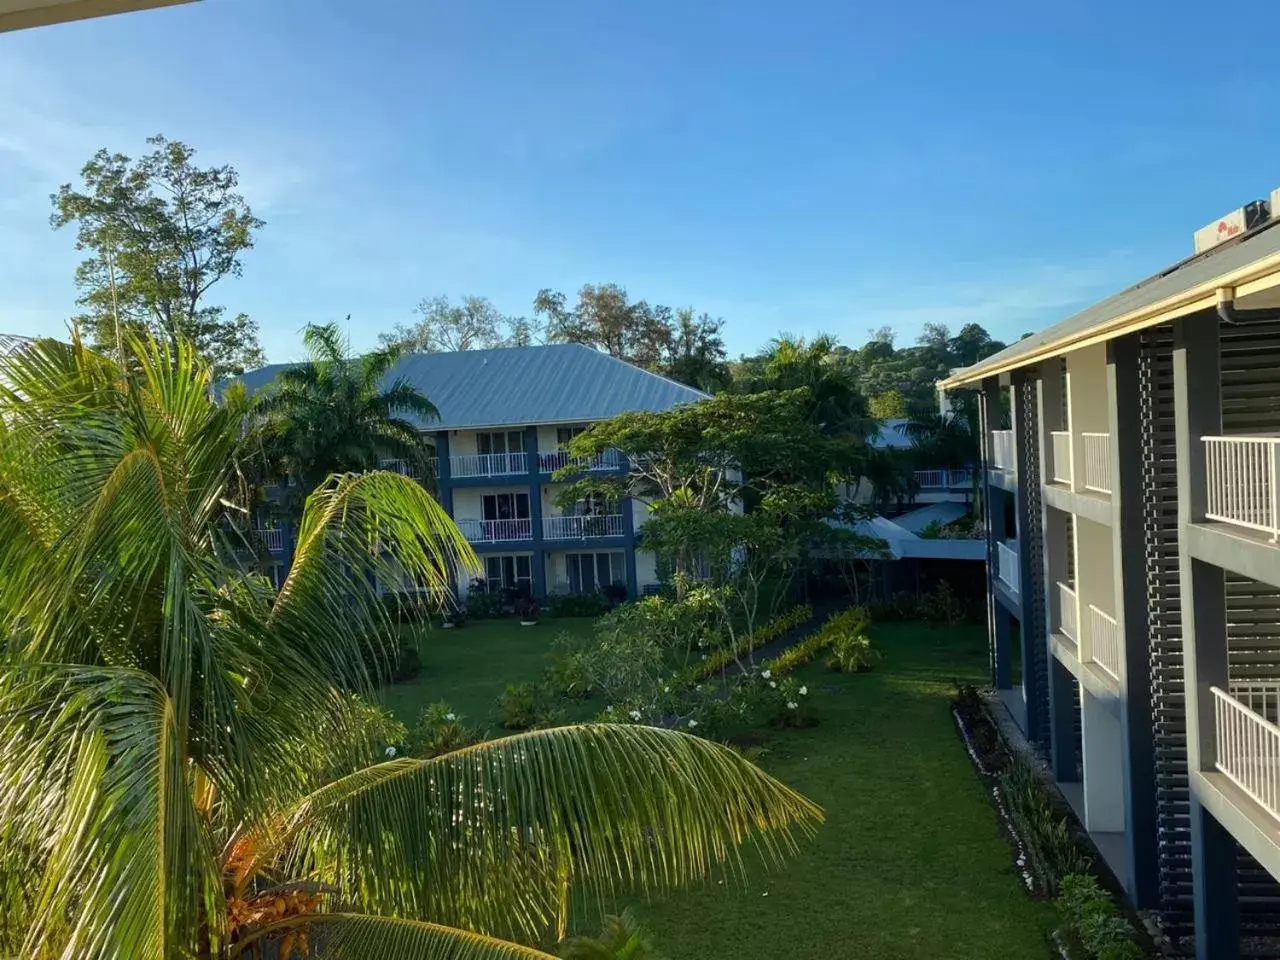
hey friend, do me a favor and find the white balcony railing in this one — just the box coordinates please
[990,430,1015,471]
[996,541,1020,594]
[1050,430,1073,485]
[1212,686,1280,823]
[450,452,528,479]
[915,468,973,490]
[539,449,623,474]
[456,518,533,543]
[378,458,424,479]
[256,528,285,553]
[1081,432,1113,495]
[1087,604,1120,681]
[1203,436,1280,541]
[542,514,625,540]
[1056,581,1079,646]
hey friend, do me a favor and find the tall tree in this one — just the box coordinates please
[51,135,265,378]
[379,295,539,353]
[661,308,729,392]
[257,321,440,495]
[0,334,820,960]
[534,283,672,368]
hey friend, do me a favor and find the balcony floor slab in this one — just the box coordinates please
[1042,482,1113,527]
[1185,521,1280,590]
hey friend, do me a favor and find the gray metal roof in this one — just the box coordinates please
[947,218,1280,384]
[231,342,708,431]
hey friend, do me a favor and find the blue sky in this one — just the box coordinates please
[2,0,1278,363]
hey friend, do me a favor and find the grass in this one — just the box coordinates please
[380,616,1055,958]
[376,616,598,725]
[631,621,1055,959]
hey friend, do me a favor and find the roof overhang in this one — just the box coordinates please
[0,0,192,32]
[940,243,1280,390]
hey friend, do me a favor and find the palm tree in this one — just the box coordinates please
[0,335,822,960]
[558,911,664,960]
[257,321,440,494]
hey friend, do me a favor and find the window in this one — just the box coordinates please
[556,426,586,447]
[484,554,532,592]
[565,552,624,594]
[482,492,530,521]
[477,431,525,455]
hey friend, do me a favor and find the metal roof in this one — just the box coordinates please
[942,217,1280,387]
[230,342,708,431]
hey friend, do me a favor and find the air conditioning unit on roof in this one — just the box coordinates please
[1194,199,1269,253]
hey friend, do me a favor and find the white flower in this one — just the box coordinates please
[445,713,457,721]
[664,686,670,693]
[769,681,777,689]
[384,746,397,758]
[762,669,772,679]
[700,653,708,661]
[799,686,808,696]
[787,701,798,710]
[605,705,613,712]
[629,710,642,721]
[688,719,699,729]
[695,684,702,691]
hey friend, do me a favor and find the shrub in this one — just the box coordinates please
[409,700,481,758]
[601,580,629,607]
[678,603,813,686]
[547,592,610,617]
[1057,873,1144,959]
[391,641,423,682]
[767,675,817,729]
[516,595,541,622]
[545,633,593,700]
[826,633,879,673]
[1002,759,1092,894]
[496,682,541,730]
[466,585,504,620]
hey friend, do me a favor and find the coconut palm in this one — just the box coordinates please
[0,335,822,960]
[256,320,440,494]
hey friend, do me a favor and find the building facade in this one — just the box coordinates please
[946,205,1280,958]
[234,343,707,600]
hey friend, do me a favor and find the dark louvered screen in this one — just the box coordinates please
[1139,325,1194,942]
[1018,377,1051,753]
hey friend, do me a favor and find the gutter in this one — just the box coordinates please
[939,244,1280,390]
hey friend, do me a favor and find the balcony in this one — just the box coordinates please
[1203,436,1280,541]
[1056,581,1079,647]
[914,468,973,490]
[378,458,428,479]
[1086,604,1120,681]
[450,452,528,479]
[542,514,625,540]
[1050,431,1072,484]
[457,518,533,543]
[990,430,1015,471]
[1211,684,1280,824]
[255,528,285,553]
[538,449,623,474]
[995,541,1019,594]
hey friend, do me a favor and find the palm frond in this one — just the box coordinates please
[241,914,559,960]
[264,724,821,941]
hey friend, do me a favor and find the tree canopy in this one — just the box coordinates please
[51,135,265,378]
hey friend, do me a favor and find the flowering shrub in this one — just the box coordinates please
[826,634,880,673]
[409,700,480,758]
[767,676,816,729]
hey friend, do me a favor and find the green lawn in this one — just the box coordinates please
[634,621,1055,960]
[377,616,598,725]
[380,617,1055,958]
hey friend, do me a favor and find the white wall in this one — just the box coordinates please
[1081,688,1125,832]
[635,549,658,588]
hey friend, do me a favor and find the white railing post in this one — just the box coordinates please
[1271,441,1280,542]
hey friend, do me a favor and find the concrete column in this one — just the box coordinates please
[993,604,1013,689]
[1080,687,1125,832]
[1107,333,1160,909]
[434,431,453,513]
[1173,315,1224,774]
[1174,314,1237,958]
[1048,656,1079,782]
[979,378,1001,687]
[1191,799,1240,960]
